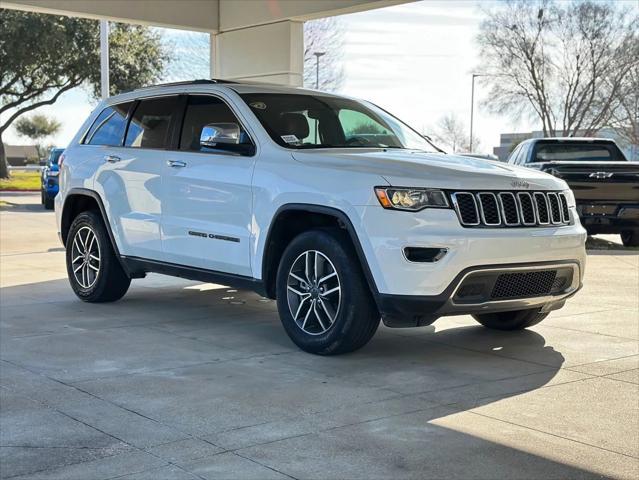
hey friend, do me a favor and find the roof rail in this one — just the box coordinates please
[134,79,238,91]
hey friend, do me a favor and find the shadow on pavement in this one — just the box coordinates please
[0,277,613,479]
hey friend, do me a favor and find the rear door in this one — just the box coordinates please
[92,95,179,260]
[161,94,257,276]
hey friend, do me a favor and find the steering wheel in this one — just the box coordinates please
[345,136,372,146]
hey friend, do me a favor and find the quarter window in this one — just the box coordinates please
[125,96,179,149]
[84,102,132,146]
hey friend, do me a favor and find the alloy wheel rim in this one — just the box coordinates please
[286,250,341,335]
[71,226,101,289]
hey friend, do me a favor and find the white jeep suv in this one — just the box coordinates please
[56,80,586,355]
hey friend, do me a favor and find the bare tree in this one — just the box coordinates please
[304,17,345,91]
[431,113,479,153]
[608,63,639,153]
[477,0,639,137]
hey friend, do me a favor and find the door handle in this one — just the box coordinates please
[167,160,187,168]
[104,155,121,163]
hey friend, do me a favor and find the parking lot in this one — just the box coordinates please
[1,192,637,479]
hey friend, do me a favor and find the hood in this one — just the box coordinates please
[292,149,566,191]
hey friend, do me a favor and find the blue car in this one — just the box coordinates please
[41,148,64,210]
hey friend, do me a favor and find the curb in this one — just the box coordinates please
[0,189,40,193]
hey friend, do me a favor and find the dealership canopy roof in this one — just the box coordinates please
[4,0,411,87]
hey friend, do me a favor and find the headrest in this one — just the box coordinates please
[279,113,309,140]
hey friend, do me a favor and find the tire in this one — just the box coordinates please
[621,230,639,247]
[44,194,54,210]
[66,210,130,302]
[276,228,380,355]
[473,308,549,331]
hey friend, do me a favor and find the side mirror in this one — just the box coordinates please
[200,123,241,147]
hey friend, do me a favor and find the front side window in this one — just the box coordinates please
[84,102,132,146]
[125,96,179,149]
[507,144,521,164]
[179,95,252,154]
[240,93,439,152]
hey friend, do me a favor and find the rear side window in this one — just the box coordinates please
[125,96,179,149]
[84,102,132,146]
[533,143,625,162]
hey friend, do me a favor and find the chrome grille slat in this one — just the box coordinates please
[534,192,550,225]
[516,192,537,225]
[451,191,571,228]
[477,192,501,226]
[547,193,562,224]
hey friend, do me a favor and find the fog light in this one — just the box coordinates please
[403,247,447,263]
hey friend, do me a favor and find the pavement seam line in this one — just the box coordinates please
[465,409,639,460]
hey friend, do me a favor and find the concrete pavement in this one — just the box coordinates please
[1,192,637,479]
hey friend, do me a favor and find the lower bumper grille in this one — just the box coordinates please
[453,265,575,305]
[491,270,557,299]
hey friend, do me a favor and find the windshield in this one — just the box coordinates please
[49,149,63,164]
[240,93,440,152]
[533,143,626,162]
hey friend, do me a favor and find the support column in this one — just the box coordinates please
[215,20,303,86]
[210,32,216,78]
[100,19,109,99]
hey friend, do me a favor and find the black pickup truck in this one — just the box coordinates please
[507,138,639,246]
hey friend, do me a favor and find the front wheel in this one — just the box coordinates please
[621,230,639,247]
[276,228,379,355]
[66,211,131,302]
[473,308,549,331]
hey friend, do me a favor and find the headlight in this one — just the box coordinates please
[563,189,576,208]
[374,187,449,211]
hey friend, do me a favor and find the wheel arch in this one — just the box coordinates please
[260,204,379,300]
[60,188,130,275]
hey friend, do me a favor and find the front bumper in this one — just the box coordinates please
[378,261,581,327]
[353,206,586,326]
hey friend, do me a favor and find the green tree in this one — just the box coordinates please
[14,114,61,160]
[0,10,168,177]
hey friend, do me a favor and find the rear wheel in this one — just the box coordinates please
[473,308,549,331]
[621,230,639,247]
[66,211,130,302]
[276,228,379,355]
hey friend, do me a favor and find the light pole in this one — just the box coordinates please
[314,52,326,89]
[469,73,481,153]
[100,20,110,99]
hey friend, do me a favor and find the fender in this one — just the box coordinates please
[62,188,133,277]
[261,203,380,300]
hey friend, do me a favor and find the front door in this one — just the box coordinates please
[161,94,256,276]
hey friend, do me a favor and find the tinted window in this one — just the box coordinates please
[49,149,64,164]
[516,143,529,164]
[179,95,251,153]
[240,93,438,151]
[84,103,132,146]
[533,143,625,162]
[125,96,179,149]
[508,144,521,164]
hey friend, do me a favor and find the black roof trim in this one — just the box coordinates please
[134,79,239,91]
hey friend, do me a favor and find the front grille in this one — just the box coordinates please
[452,191,570,228]
[491,270,557,299]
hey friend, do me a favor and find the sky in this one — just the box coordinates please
[3,0,610,154]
